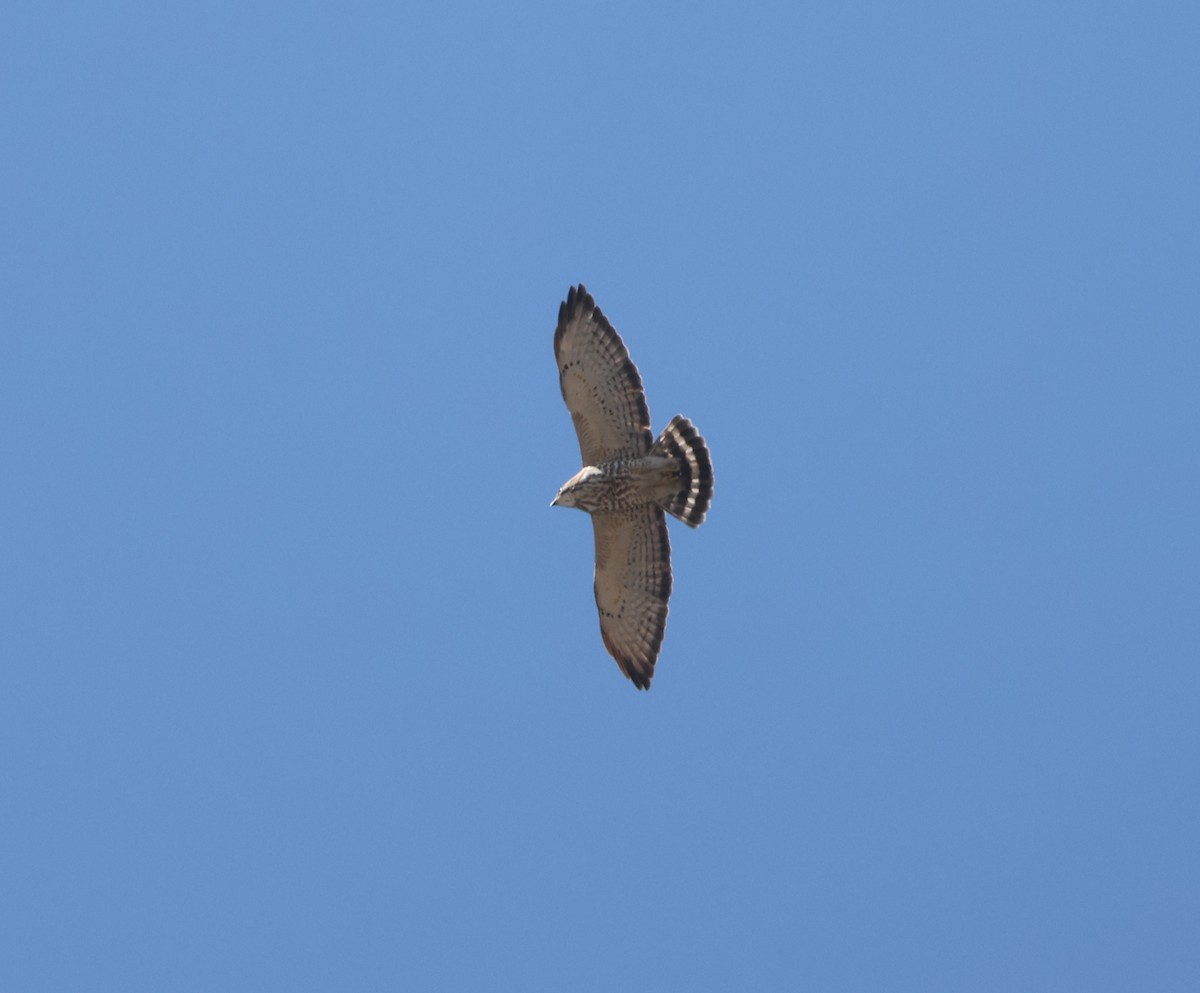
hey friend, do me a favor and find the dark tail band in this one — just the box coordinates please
[652,415,713,527]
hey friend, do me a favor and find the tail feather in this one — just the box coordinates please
[651,415,713,527]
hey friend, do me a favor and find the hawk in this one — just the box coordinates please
[551,284,713,689]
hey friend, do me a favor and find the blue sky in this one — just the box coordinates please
[3,1,1198,989]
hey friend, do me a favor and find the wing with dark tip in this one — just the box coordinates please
[591,506,672,690]
[554,284,653,466]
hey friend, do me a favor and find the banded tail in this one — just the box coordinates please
[651,415,713,528]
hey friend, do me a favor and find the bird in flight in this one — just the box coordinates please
[551,284,713,689]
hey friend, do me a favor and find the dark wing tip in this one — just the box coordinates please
[561,283,591,318]
[555,284,595,355]
[600,627,656,690]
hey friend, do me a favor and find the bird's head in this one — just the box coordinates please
[551,466,601,511]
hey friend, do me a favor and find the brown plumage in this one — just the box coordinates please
[551,285,713,689]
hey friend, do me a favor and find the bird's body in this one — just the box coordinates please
[551,284,713,689]
[554,456,680,516]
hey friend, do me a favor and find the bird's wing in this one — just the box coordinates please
[591,506,672,690]
[554,284,653,466]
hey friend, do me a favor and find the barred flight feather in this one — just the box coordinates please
[651,415,714,528]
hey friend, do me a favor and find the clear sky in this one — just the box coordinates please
[3,2,1198,990]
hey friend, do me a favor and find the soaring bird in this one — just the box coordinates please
[552,285,713,689]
